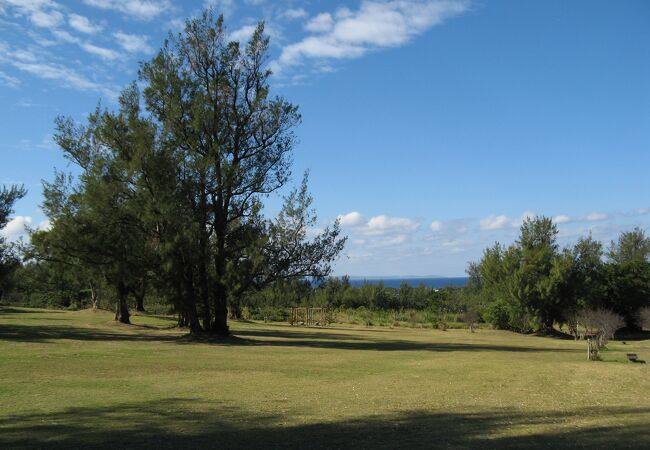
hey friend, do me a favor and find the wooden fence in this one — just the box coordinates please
[290,307,328,326]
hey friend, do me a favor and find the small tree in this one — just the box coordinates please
[577,309,625,359]
[463,309,480,333]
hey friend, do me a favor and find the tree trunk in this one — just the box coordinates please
[212,211,230,336]
[135,293,145,312]
[212,283,229,335]
[114,280,130,324]
[229,301,242,320]
[198,177,212,328]
[90,282,99,310]
[182,263,202,335]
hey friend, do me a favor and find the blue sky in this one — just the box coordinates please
[1,0,649,277]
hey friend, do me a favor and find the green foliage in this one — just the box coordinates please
[0,184,27,301]
[470,217,649,333]
[608,227,650,265]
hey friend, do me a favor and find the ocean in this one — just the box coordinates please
[346,277,468,289]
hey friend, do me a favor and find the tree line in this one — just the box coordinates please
[466,217,650,335]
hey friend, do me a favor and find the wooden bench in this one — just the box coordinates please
[627,353,638,362]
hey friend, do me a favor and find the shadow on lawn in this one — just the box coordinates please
[0,306,66,314]
[0,322,577,354]
[1,398,649,449]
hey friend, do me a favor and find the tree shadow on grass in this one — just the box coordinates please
[0,321,582,355]
[225,328,578,353]
[0,306,66,314]
[0,324,183,344]
[1,398,649,449]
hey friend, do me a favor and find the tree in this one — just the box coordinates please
[608,228,650,264]
[602,259,650,329]
[0,184,27,301]
[513,216,561,331]
[44,90,154,324]
[45,10,345,335]
[135,11,344,334]
[463,309,480,333]
[577,308,624,352]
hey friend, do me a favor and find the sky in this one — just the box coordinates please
[0,0,649,277]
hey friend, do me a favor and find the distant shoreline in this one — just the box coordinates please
[344,277,468,288]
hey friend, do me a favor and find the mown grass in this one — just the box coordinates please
[1,306,649,449]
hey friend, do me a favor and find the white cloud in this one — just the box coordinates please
[0,69,20,87]
[52,29,78,43]
[10,59,117,98]
[80,42,120,60]
[229,25,257,43]
[511,210,536,227]
[1,215,51,240]
[283,8,307,20]
[479,214,511,230]
[68,13,103,34]
[0,215,31,239]
[113,31,152,53]
[305,13,333,33]
[1,0,63,29]
[366,215,419,234]
[29,7,63,28]
[272,0,469,75]
[430,220,443,231]
[553,214,571,224]
[584,212,608,222]
[204,0,234,17]
[372,234,407,247]
[83,0,170,21]
[338,211,365,227]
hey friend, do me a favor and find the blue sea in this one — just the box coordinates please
[347,277,468,289]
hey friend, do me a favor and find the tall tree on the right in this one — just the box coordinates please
[604,228,650,329]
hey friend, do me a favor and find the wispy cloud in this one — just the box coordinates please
[271,0,469,76]
[2,47,118,99]
[0,69,20,87]
[583,211,608,222]
[479,214,512,230]
[479,211,536,230]
[282,8,307,21]
[83,0,171,21]
[68,13,103,34]
[1,0,64,29]
[80,42,120,60]
[113,31,152,53]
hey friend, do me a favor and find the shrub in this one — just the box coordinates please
[577,308,625,351]
[484,300,510,329]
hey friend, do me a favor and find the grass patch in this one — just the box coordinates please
[1,306,649,449]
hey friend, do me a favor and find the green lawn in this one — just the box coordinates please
[1,307,649,449]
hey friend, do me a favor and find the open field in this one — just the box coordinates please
[1,307,649,449]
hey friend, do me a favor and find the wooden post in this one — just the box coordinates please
[587,338,591,361]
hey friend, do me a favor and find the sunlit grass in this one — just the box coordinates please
[1,306,649,449]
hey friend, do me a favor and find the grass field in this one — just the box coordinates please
[1,306,649,449]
